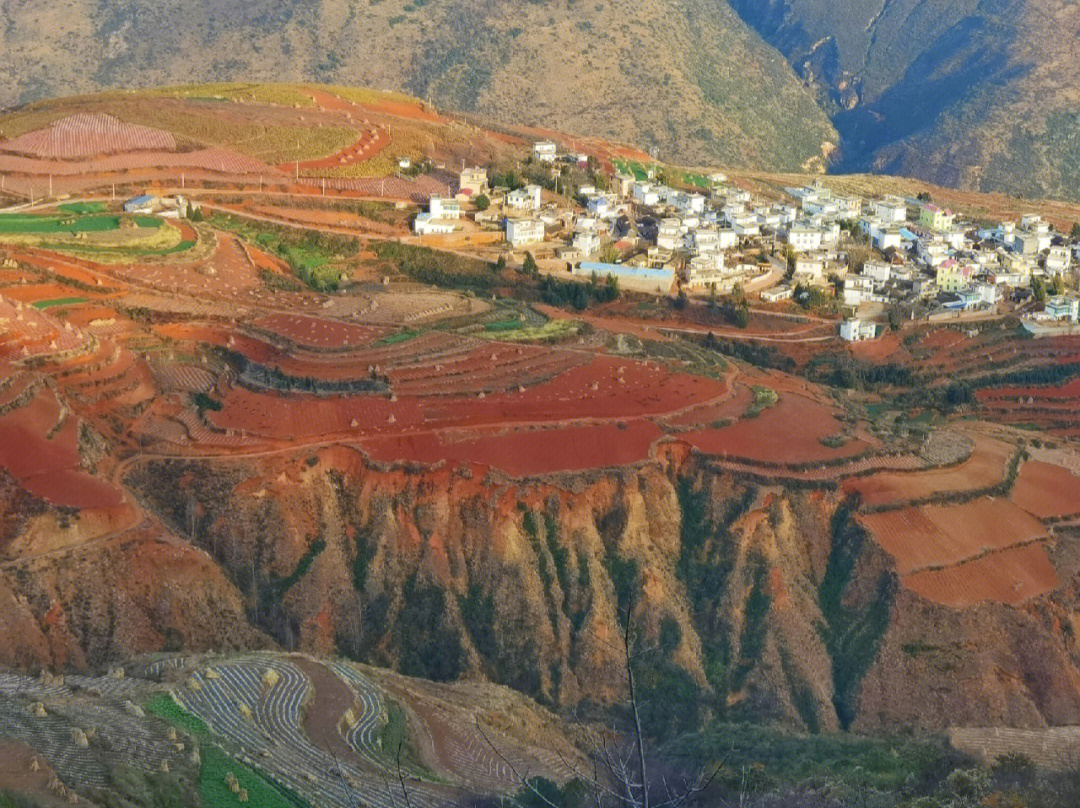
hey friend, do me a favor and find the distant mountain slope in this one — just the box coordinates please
[728,0,1080,200]
[0,0,837,171]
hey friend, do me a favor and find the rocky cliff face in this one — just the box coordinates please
[103,445,1080,735]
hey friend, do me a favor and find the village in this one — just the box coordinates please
[413,140,1080,341]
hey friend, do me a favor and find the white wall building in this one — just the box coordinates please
[787,224,823,253]
[533,141,557,162]
[506,218,545,248]
[429,195,461,220]
[840,319,877,342]
[507,185,542,213]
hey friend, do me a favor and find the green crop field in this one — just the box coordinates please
[56,201,107,214]
[32,297,87,309]
[0,213,160,234]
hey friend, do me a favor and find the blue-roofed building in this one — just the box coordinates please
[573,262,675,293]
[123,194,158,214]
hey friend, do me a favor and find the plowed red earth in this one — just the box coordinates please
[903,543,1059,607]
[856,499,1046,575]
[361,420,662,476]
[678,394,866,464]
[0,388,125,510]
[844,434,1014,506]
[1011,460,1080,519]
[253,314,382,348]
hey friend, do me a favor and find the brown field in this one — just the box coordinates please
[857,498,1046,576]
[1011,460,1080,519]
[903,543,1059,607]
[844,433,1015,507]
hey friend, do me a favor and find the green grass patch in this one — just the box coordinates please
[32,297,86,309]
[145,693,209,737]
[666,722,965,794]
[375,330,421,346]
[0,213,160,234]
[483,318,524,332]
[199,745,307,808]
[744,386,778,418]
[476,319,581,343]
[57,201,106,214]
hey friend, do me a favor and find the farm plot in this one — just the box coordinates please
[0,671,181,792]
[0,113,176,159]
[844,433,1015,507]
[150,360,217,394]
[903,543,1058,607]
[679,393,869,465]
[1011,460,1080,519]
[0,383,127,510]
[856,499,1047,576]
[361,419,663,476]
[0,147,271,177]
[172,656,445,808]
[299,174,452,203]
[0,295,91,361]
[949,726,1080,769]
[252,313,383,350]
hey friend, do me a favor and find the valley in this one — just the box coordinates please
[2,84,1080,807]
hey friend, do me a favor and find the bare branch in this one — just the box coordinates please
[476,717,563,808]
[397,741,414,808]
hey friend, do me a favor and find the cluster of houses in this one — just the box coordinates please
[411,141,1080,340]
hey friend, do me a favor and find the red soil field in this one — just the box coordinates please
[1011,460,1080,519]
[252,313,382,349]
[977,379,1080,403]
[844,433,1015,506]
[857,498,1046,575]
[361,419,663,476]
[903,543,1059,607]
[0,148,271,176]
[665,382,752,427]
[0,113,176,159]
[0,387,125,510]
[679,394,867,464]
[207,355,727,443]
[299,174,451,202]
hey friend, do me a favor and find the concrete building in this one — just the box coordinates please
[506,218,544,248]
[840,319,877,342]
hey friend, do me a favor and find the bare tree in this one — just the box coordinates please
[478,599,727,808]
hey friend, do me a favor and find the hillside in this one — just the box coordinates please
[0,0,837,172]
[727,0,1080,201]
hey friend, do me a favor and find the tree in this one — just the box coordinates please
[1051,273,1066,296]
[478,596,725,808]
[495,254,507,273]
[600,241,621,264]
[706,283,718,309]
[887,306,902,332]
[474,193,490,211]
[1032,276,1048,302]
[1070,221,1080,241]
[522,252,539,277]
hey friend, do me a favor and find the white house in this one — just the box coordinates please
[1016,229,1052,255]
[1046,245,1072,274]
[429,195,461,220]
[787,224,823,253]
[840,319,877,342]
[506,218,545,248]
[793,255,825,280]
[873,197,908,223]
[656,219,684,252]
[843,275,876,306]
[507,185,542,213]
[533,141,557,162]
[572,230,601,257]
[1044,295,1080,323]
[632,183,661,207]
[413,212,457,235]
[458,167,488,197]
[686,253,726,289]
[872,226,903,252]
[863,261,892,285]
[761,285,794,303]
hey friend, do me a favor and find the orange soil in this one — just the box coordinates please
[361,419,663,476]
[844,434,1015,507]
[1011,460,1080,519]
[857,498,1046,575]
[679,394,867,464]
[904,543,1059,607]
